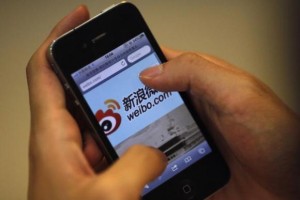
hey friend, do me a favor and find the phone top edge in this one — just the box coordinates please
[49,1,134,50]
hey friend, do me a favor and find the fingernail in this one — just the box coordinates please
[139,65,163,79]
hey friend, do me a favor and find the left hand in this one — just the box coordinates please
[26,6,166,200]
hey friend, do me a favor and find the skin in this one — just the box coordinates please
[140,49,300,199]
[26,6,166,200]
[27,5,300,200]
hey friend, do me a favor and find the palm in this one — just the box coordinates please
[192,71,300,200]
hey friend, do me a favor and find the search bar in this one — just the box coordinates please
[80,59,127,92]
[127,45,151,63]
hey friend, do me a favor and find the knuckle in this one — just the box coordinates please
[178,52,202,65]
[26,56,35,78]
[26,52,40,80]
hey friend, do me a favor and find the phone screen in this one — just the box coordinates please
[71,33,212,195]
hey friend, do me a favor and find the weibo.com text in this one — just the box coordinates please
[122,86,172,121]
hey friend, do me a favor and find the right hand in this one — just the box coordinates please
[140,48,300,199]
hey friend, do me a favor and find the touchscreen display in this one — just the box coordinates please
[71,33,212,195]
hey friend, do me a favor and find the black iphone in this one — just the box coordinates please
[48,2,230,199]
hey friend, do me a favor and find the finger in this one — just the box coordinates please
[83,132,107,172]
[161,46,242,73]
[27,4,90,132]
[139,52,250,107]
[161,46,184,60]
[27,4,89,155]
[27,6,89,111]
[45,5,90,43]
[140,52,215,92]
[27,5,90,113]
[27,6,92,177]
[99,145,167,198]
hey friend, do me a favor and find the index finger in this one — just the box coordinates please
[26,6,92,177]
[26,5,90,114]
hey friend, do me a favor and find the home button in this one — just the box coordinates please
[178,179,197,200]
[182,184,192,194]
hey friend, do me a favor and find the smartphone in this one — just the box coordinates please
[48,2,230,199]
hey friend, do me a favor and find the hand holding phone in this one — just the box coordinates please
[26,6,167,200]
[141,47,300,199]
[27,3,300,200]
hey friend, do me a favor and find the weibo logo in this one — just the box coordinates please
[95,99,121,135]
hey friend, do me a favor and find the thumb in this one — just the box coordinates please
[139,48,250,109]
[139,50,221,93]
[98,145,167,199]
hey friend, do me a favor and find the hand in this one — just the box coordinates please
[140,48,300,199]
[26,6,166,200]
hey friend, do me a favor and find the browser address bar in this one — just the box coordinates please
[80,59,127,92]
